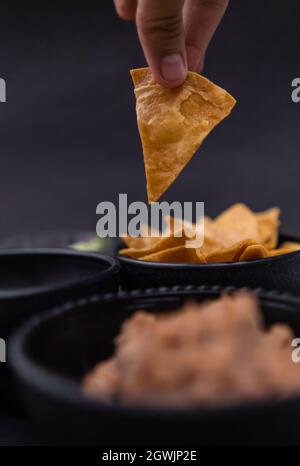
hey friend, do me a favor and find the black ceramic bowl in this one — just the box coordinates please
[0,248,120,409]
[9,286,300,446]
[118,232,300,293]
[0,248,120,337]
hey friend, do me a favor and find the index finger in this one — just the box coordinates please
[184,0,229,72]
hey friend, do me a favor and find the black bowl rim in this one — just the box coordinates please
[0,248,120,300]
[8,285,300,420]
[118,231,300,269]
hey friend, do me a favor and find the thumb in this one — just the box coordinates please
[136,0,187,87]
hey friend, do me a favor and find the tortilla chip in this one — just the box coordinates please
[256,207,280,249]
[140,245,206,264]
[163,215,194,236]
[279,241,300,252]
[201,216,227,253]
[239,244,268,261]
[119,231,189,259]
[131,67,236,203]
[213,204,261,247]
[205,239,257,263]
[164,214,205,244]
[268,248,295,257]
[121,224,160,249]
[195,249,207,263]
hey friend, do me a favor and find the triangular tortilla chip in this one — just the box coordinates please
[213,203,261,247]
[131,67,236,203]
[239,244,268,262]
[121,224,160,249]
[279,241,300,252]
[255,207,280,249]
[204,239,257,263]
[140,245,206,264]
[268,248,294,257]
[119,230,189,259]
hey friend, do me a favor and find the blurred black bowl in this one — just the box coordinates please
[118,232,300,293]
[9,285,300,446]
[0,248,120,337]
[0,248,120,409]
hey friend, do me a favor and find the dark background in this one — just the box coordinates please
[0,0,299,239]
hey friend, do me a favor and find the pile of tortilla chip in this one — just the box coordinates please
[119,203,300,264]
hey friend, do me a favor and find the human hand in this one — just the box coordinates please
[114,0,229,87]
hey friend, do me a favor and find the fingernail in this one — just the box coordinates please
[161,54,186,83]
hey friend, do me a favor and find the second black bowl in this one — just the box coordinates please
[9,286,300,445]
[0,248,120,337]
[0,248,120,408]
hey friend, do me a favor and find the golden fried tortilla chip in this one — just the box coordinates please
[205,239,257,263]
[119,231,189,259]
[140,245,206,264]
[268,248,294,257]
[164,214,223,252]
[256,207,280,249]
[213,204,261,247]
[121,224,160,249]
[279,241,300,252]
[131,67,236,203]
[201,216,227,253]
[164,214,205,245]
[239,244,268,261]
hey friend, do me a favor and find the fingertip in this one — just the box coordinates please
[116,9,135,21]
[119,12,136,21]
[196,55,205,74]
[159,54,187,87]
[114,0,136,21]
[150,69,186,88]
